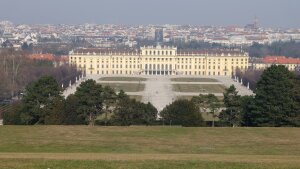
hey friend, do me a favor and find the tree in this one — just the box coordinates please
[192,94,222,127]
[3,102,23,125]
[20,76,62,124]
[207,94,222,127]
[240,95,255,127]
[191,94,210,117]
[111,95,157,126]
[64,94,85,125]
[219,85,243,127]
[74,79,104,125]
[44,97,65,125]
[249,65,300,126]
[291,75,300,126]
[101,86,117,126]
[160,100,204,127]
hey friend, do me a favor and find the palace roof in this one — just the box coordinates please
[262,56,300,64]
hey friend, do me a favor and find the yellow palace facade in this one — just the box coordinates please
[69,46,249,76]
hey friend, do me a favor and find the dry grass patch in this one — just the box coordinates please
[171,78,219,82]
[129,95,143,102]
[0,126,300,155]
[99,77,147,81]
[99,83,145,92]
[173,84,226,93]
[177,96,223,101]
[1,126,300,168]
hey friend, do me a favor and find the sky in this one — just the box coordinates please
[0,0,299,28]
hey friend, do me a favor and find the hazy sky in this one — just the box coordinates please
[0,0,299,28]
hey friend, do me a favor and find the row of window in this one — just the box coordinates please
[89,70,233,76]
[145,50,174,56]
[77,63,245,71]
[93,70,133,75]
[71,57,248,64]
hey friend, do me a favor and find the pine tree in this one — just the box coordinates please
[250,65,298,126]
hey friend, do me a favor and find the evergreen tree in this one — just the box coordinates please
[101,86,117,126]
[250,65,300,126]
[64,94,85,125]
[74,79,104,125]
[219,85,243,127]
[192,94,221,127]
[44,97,65,125]
[111,96,157,126]
[160,100,204,127]
[21,76,62,124]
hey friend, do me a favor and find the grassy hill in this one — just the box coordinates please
[0,126,299,169]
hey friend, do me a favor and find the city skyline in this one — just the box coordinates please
[0,0,299,28]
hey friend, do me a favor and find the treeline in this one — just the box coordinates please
[236,69,263,91]
[165,40,223,50]
[153,65,300,127]
[3,77,157,125]
[0,48,80,100]
[248,41,300,58]
[3,65,300,127]
[221,65,300,127]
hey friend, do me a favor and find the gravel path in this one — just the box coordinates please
[0,153,299,163]
[142,77,176,112]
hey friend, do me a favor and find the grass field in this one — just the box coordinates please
[99,77,147,81]
[99,83,145,92]
[173,84,226,93]
[0,126,300,169]
[171,78,219,82]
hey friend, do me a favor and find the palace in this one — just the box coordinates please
[69,46,249,76]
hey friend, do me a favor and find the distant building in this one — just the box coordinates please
[28,54,55,61]
[69,46,249,76]
[155,29,164,43]
[28,54,68,67]
[252,56,300,71]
